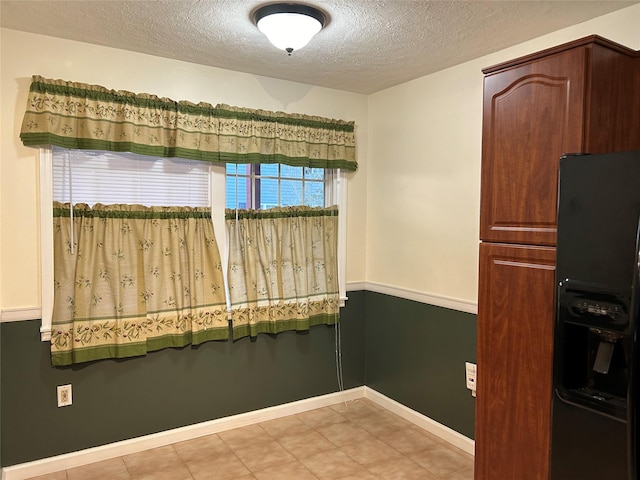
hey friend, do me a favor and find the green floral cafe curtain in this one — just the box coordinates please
[19,75,357,171]
[226,207,340,338]
[51,202,228,366]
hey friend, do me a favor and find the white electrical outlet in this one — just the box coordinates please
[57,384,72,407]
[465,362,477,397]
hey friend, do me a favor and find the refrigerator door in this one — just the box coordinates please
[550,401,627,479]
[552,150,640,480]
[555,151,640,292]
[628,217,640,480]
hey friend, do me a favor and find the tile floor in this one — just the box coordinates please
[27,399,474,480]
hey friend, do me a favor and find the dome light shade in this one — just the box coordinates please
[254,3,326,55]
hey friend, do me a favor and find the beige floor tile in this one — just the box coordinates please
[376,426,441,454]
[173,433,231,463]
[218,424,272,450]
[66,457,130,480]
[232,439,296,473]
[317,421,374,447]
[340,437,402,467]
[336,472,380,480]
[298,448,366,479]
[253,460,319,480]
[123,445,191,480]
[23,403,475,480]
[129,466,193,480]
[330,399,383,420]
[441,466,474,480]
[277,429,336,459]
[367,456,438,480]
[260,414,312,438]
[183,451,251,480]
[24,472,68,480]
[296,406,348,429]
[409,444,474,477]
[352,411,413,437]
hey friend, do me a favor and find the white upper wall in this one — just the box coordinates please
[367,4,640,305]
[0,29,368,311]
[2,4,639,312]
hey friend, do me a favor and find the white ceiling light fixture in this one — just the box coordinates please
[254,3,326,56]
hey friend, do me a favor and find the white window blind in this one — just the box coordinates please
[52,147,211,207]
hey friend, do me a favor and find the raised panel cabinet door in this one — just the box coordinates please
[480,48,587,246]
[475,243,556,480]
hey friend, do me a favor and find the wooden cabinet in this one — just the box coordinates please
[476,243,556,480]
[480,36,640,246]
[476,36,640,480]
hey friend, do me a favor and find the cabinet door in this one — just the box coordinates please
[475,243,556,480]
[480,48,587,246]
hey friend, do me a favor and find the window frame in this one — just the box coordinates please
[38,148,346,341]
[39,147,54,341]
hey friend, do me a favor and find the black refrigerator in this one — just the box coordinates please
[551,150,640,479]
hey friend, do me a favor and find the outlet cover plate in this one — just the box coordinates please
[465,362,476,391]
[57,384,72,407]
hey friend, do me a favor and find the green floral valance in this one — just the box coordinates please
[19,75,358,171]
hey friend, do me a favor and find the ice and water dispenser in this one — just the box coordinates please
[555,281,630,421]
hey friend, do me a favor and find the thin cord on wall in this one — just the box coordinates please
[335,318,347,408]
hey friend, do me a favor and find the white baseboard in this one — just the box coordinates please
[364,387,475,456]
[1,387,474,480]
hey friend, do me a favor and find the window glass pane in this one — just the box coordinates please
[239,178,250,209]
[280,180,304,206]
[225,176,238,208]
[226,176,237,209]
[281,165,303,179]
[227,176,251,209]
[304,181,325,207]
[304,167,324,180]
[260,164,278,177]
[260,178,279,209]
[229,164,252,176]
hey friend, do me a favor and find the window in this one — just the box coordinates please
[45,147,230,364]
[225,163,347,305]
[38,149,347,343]
[225,164,333,210]
[39,148,228,342]
[24,77,356,348]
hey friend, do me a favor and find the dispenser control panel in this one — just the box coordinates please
[573,300,621,320]
[558,281,629,331]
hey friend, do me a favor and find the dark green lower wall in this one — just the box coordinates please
[1,289,477,467]
[0,291,365,467]
[364,291,477,439]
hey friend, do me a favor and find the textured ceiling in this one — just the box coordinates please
[1,0,637,94]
